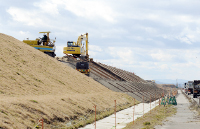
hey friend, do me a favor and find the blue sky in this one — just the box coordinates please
[1,0,200,81]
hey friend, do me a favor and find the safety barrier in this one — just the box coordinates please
[161,92,178,106]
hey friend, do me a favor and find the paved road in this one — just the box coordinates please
[155,90,200,129]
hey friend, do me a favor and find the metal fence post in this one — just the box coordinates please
[39,119,44,129]
[150,95,151,114]
[143,96,144,118]
[155,93,156,108]
[133,98,135,124]
[93,105,96,129]
[114,100,116,129]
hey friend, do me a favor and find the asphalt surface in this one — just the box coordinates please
[155,90,200,129]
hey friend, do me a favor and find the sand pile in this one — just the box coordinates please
[0,33,136,128]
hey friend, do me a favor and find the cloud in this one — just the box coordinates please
[150,50,175,62]
[7,7,44,26]
[60,0,115,22]
[55,45,65,57]
[3,0,200,80]
[34,0,59,15]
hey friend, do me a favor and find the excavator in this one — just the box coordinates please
[63,33,90,76]
[63,33,89,59]
[23,31,56,57]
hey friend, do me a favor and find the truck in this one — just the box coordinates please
[187,81,193,95]
[184,83,188,94]
[193,80,200,98]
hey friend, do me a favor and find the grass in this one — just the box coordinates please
[30,100,38,103]
[0,90,4,94]
[0,33,160,128]
[58,80,65,85]
[123,104,177,129]
[51,99,140,129]
[0,110,8,115]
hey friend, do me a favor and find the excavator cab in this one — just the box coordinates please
[67,41,79,47]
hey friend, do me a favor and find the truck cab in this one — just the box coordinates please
[193,80,200,98]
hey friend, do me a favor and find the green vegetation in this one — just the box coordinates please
[0,90,4,94]
[0,110,8,115]
[58,80,65,85]
[30,100,38,103]
[123,105,177,129]
[143,121,150,125]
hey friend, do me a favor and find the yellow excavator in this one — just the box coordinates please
[23,31,56,57]
[63,33,89,60]
[63,33,90,76]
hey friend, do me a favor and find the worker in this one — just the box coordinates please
[42,34,47,45]
[42,34,47,42]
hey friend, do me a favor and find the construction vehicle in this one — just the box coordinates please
[187,81,193,95]
[76,62,90,76]
[63,33,89,60]
[63,33,90,76]
[193,80,200,98]
[184,83,188,94]
[23,31,56,57]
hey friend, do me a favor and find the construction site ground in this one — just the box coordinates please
[0,33,137,129]
[59,57,172,103]
[155,90,200,129]
[0,33,176,128]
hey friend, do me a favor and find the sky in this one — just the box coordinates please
[1,0,200,82]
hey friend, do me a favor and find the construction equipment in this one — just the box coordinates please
[23,31,56,57]
[63,33,89,60]
[76,62,90,76]
[187,81,193,95]
[184,83,188,94]
[193,80,200,98]
[63,33,90,76]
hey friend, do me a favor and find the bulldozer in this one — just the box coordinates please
[63,33,90,76]
[23,31,56,57]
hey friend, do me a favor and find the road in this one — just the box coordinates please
[155,90,200,129]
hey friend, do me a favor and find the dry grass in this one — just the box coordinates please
[0,33,138,129]
[123,105,177,129]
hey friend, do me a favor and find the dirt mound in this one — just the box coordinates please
[0,33,136,128]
